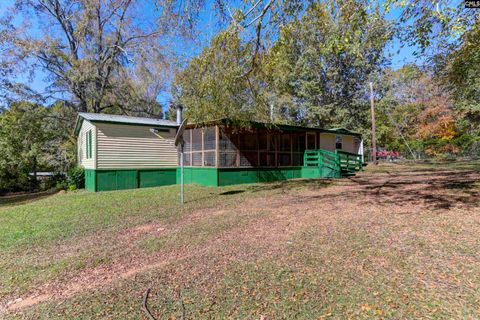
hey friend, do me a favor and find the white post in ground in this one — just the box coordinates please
[369,82,378,165]
[180,143,184,206]
[359,139,364,164]
[175,104,186,207]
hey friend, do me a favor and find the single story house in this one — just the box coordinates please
[74,112,364,192]
[74,113,178,192]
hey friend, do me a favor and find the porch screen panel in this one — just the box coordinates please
[292,133,306,166]
[265,133,276,166]
[203,127,216,166]
[219,152,237,167]
[278,133,291,166]
[258,130,277,167]
[219,128,238,167]
[192,152,202,166]
[204,151,216,166]
[179,129,192,166]
[239,130,258,166]
[258,130,268,166]
[191,128,202,166]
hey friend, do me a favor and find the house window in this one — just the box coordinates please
[335,135,343,150]
[86,130,92,159]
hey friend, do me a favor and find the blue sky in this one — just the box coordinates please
[0,0,420,109]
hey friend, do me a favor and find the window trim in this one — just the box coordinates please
[335,135,343,150]
[86,129,92,159]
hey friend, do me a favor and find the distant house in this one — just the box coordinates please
[74,112,364,192]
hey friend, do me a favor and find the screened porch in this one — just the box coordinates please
[180,125,322,168]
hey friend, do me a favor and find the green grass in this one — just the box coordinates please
[0,184,251,251]
[0,180,327,303]
[2,161,480,319]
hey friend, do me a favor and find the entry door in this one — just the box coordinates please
[306,132,317,150]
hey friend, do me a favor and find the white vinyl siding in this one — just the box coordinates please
[96,123,177,169]
[320,133,356,153]
[341,135,355,153]
[77,120,97,169]
[319,133,335,152]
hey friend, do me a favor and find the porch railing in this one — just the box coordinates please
[303,149,362,177]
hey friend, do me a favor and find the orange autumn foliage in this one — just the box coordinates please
[416,104,457,141]
[413,77,459,156]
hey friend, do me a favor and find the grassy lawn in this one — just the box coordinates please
[1,161,480,319]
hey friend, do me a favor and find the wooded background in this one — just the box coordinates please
[0,0,478,193]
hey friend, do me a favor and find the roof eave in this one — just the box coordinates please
[185,119,362,138]
[87,119,178,128]
[74,113,178,136]
[73,114,84,136]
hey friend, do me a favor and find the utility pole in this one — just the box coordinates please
[369,82,378,165]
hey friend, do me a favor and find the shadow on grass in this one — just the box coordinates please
[186,179,334,204]
[349,168,480,211]
[181,162,480,212]
[246,178,333,193]
[0,190,59,208]
[219,190,245,195]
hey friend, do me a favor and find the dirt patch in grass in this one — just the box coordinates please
[3,162,480,318]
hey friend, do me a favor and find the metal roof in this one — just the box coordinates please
[185,119,362,137]
[325,127,360,135]
[74,112,177,135]
[74,113,361,138]
[78,112,177,126]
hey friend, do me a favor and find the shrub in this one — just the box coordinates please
[67,166,85,190]
[55,180,68,191]
[42,173,66,190]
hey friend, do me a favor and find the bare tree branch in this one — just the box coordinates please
[142,288,157,320]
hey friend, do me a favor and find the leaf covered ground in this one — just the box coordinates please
[1,161,480,319]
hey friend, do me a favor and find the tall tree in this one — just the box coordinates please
[172,28,270,124]
[376,65,461,158]
[386,0,479,55]
[265,0,392,128]
[174,0,392,129]
[0,0,211,115]
[0,102,51,193]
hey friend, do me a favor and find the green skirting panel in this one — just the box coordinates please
[85,165,338,191]
[176,167,306,187]
[218,167,303,186]
[84,168,177,192]
[300,167,321,179]
[301,166,341,178]
[140,169,177,188]
[176,167,218,186]
[85,169,97,192]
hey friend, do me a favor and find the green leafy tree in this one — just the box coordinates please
[386,0,479,54]
[445,25,480,155]
[264,0,392,129]
[0,102,52,193]
[376,65,467,158]
[385,1,480,156]
[174,0,392,131]
[173,28,270,124]
[0,0,216,114]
